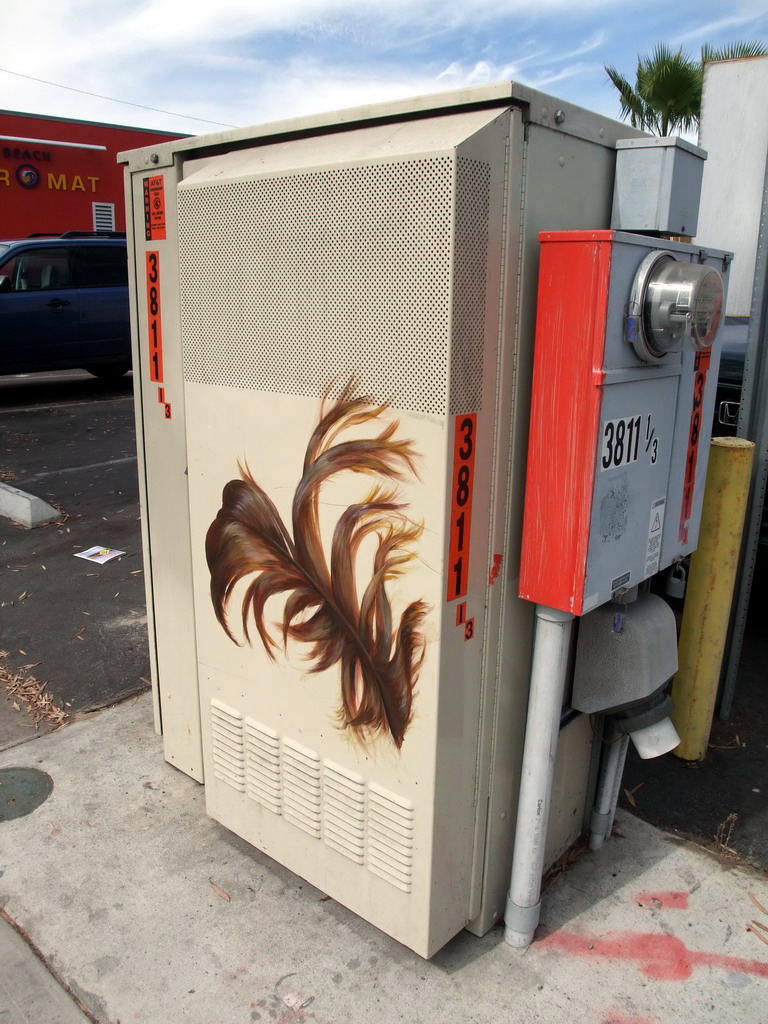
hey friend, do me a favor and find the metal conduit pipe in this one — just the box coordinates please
[504,604,574,949]
[588,725,630,851]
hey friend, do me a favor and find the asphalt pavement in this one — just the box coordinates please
[1,370,767,1022]
[620,572,768,874]
[0,370,148,723]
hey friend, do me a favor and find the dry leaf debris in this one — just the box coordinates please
[623,782,645,808]
[746,885,768,948]
[209,879,231,902]
[714,812,739,858]
[0,649,69,726]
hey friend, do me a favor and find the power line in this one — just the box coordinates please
[0,66,237,128]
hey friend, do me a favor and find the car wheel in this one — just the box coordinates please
[86,364,130,380]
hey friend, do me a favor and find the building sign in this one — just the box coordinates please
[17,165,41,188]
[0,167,101,191]
[0,111,183,237]
[2,145,52,162]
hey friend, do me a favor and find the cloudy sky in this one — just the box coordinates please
[1,0,767,137]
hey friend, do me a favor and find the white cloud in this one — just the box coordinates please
[529,62,591,88]
[673,4,768,45]
[558,30,608,59]
[436,60,518,86]
[231,60,467,128]
[3,0,763,135]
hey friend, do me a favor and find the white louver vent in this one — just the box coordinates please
[281,738,322,838]
[209,703,416,890]
[210,699,245,792]
[244,718,282,813]
[92,202,116,232]
[367,782,415,893]
[322,761,365,864]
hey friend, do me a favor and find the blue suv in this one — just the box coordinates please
[0,231,131,379]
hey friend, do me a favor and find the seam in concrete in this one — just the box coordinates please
[0,909,97,1023]
[0,482,60,529]
[23,455,137,484]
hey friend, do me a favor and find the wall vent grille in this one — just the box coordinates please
[281,738,322,838]
[367,782,415,892]
[449,158,491,415]
[209,704,415,890]
[244,718,282,813]
[210,699,245,792]
[178,155,488,415]
[322,761,365,864]
[92,201,115,232]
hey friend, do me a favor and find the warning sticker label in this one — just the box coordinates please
[143,175,167,241]
[645,496,666,578]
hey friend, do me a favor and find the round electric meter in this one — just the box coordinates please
[628,251,724,363]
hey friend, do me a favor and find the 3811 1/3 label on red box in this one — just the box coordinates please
[447,413,476,603]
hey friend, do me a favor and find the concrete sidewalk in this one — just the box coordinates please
[1,692,767,1024]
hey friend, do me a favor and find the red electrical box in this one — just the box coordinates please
[519,230,728,615]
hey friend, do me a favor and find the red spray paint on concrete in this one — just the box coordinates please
[537,928,768,982]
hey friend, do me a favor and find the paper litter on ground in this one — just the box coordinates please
[74,546,126,564]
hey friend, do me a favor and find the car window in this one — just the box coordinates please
[0,247,71,291]
[75,245,128,288]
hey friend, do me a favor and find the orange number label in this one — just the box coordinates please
[145,251,164,384]
[447,413,476,602]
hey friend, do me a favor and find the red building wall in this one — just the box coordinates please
[0,111,185,238]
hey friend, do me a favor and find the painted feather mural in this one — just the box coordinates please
[205,384,429,749]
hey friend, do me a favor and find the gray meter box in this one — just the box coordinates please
[611,136,707,236]
[519,229,729,615]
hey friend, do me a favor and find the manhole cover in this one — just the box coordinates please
[0,767,54,821]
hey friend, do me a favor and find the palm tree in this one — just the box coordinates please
[605,41,768,136]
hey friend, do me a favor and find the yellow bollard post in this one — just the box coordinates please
[670,437,755,761]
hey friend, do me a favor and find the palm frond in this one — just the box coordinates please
[606,39,766,136]
[702,41,768,62]
[604,63,653,129]
[637,46,701,136]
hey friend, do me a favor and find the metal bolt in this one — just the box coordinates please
[149,153,160,164]
[554,109,566,124]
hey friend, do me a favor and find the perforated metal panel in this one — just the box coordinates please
[451,159,491,412]
[177,157,489,415]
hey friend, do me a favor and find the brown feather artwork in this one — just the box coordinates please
[205,382,429,750]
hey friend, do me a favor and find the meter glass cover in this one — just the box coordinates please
[632,253,724,362]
